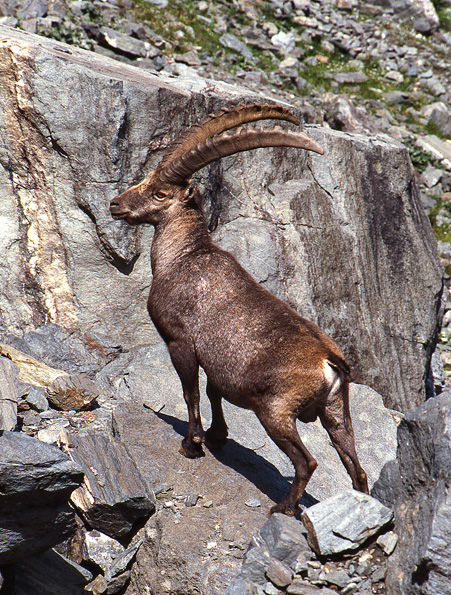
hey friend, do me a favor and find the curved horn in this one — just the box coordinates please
[159,125,324,186]
[157,103,301,172]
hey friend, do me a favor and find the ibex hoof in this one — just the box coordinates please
[179,439,204,459]
[205,429,228,451]
[269,501,298,517]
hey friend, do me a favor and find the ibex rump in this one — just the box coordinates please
[110,104,368,515]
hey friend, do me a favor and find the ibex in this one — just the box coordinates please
[110,103,368,515]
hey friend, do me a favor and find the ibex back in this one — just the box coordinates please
[110,103,368,515]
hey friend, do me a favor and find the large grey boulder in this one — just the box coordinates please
[372,391,451,595]
[0,26,443,412]
[366,0,439,32]
[60,429,156,539]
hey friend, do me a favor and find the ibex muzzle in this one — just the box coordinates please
[110,104,368,515]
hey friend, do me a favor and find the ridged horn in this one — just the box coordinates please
[158,125,324,186]
[157,103,301,173]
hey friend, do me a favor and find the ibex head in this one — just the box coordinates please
[109,103,324,225]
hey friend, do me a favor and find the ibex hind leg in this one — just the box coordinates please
[256,409,318,516]
[320,375,368,493]
[205,382,229,450]
[168,341,205,458]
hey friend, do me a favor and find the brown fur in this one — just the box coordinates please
[109,108,368,515]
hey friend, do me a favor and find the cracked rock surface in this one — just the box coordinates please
[0,26,443,412]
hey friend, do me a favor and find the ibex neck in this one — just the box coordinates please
[151,205,212,276]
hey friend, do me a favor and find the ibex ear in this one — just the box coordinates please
[181,184,197,203]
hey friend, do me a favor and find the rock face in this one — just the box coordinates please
[210,126,444,413]
[372,391,451,595]
[0,26,443,412]
[0,358,18,430]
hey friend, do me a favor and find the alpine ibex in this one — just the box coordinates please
[110,103,368,515]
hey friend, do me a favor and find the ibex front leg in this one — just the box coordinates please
[168,341,205,458]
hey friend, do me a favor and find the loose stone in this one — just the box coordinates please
[376,531,398,555]
[302,490,393,556]
[265,559,293,588]
[245,498,261,508]
[185,494,199,507]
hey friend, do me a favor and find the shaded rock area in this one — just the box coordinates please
[0,431,83,565]
[372,389,451,595]
[0,26,443,413]
[14,548,93,595]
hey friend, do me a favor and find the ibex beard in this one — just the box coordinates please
[110,103,368,516]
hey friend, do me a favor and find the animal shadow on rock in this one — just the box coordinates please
[155,410,318,511]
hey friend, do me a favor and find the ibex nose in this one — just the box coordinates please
[109,199,127,219]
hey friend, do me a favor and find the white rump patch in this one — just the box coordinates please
[323,360,341,395]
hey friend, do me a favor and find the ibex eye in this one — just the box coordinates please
[154,191,167,200]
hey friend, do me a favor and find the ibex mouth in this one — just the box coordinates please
[110,201,128,220]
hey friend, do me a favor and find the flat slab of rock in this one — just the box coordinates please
[2,322,122,378]
[0,431,83,564]
[0,344,98,410]
[60,429,155,539]
[0,343,67,384]
[105,345,397,503]
[416,134,451,168]
[301,490,393,556]
[99,26,154,59]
